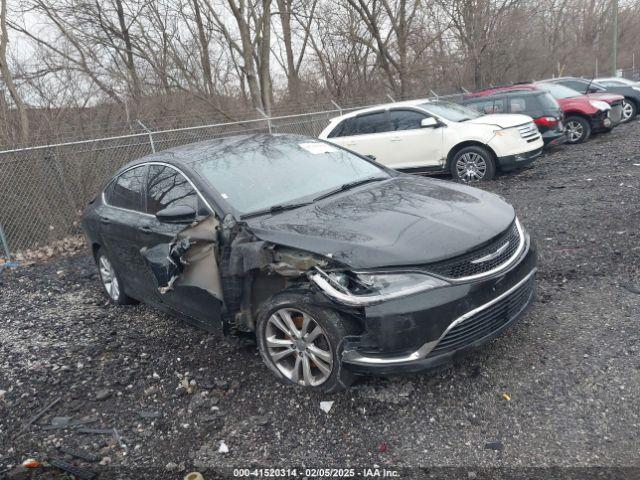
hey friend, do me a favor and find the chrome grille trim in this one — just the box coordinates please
[341,268,537,366]
[517,123,539,139]
[425,219,527,283]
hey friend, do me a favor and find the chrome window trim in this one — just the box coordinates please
[102,161,215,217]
[342,267,537,366]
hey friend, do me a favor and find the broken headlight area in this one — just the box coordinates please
[309,267,449,306]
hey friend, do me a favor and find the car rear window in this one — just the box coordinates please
[537,92,561,110]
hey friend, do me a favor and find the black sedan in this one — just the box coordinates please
[82,134,537,392]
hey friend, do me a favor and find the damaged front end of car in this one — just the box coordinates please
[138,211,537,377]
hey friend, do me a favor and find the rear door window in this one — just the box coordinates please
[146,165,202,215]
[356,111,390,134]
[389,109,426,130]
[106,166,146,211]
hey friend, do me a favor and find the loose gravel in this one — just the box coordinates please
[1,121,639,478]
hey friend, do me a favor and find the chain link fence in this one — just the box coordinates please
[0,105,386,256]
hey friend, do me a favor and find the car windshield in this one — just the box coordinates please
[536,83,581,99]
[418,101,482,122]
[193,137,388,215]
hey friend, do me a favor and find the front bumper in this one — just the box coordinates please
[341,237,537,375]
[496,147,543,171]
[591,108,621,132]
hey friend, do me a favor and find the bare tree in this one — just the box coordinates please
[0,0,29,143]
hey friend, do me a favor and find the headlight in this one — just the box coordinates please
[309,268,449,306]
[589,100,610,111]
[493,129,509,137]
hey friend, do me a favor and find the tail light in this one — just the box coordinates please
[534,116,559,128]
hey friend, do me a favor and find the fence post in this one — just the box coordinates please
[137,120,156,153]
[256,108,272,133]
[330,100,343,116]
[0,223,11,260]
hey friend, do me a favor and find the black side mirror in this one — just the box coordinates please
[365,154,377,161]
[156,205,197,224]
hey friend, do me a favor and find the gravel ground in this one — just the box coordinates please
[1,121,639,479]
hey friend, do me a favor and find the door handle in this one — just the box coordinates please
[390,137,402,142]
[140,226,153,235]
[99,217,111,225]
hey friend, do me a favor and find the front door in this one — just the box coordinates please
[388,109,443,168]
[138,164,223,331]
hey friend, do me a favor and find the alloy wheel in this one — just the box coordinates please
[265,308,333,387]
[566,121,584,143]
[621,100,634,122]
[98,255,120,301]
[455,152,487,181]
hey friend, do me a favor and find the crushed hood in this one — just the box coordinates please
[246,176,515,270]
[466,113,532,129]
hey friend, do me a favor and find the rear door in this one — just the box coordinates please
[138,164,223,330]
[328,111,398,165]
[387,108,443,168]
[99,165,150,299]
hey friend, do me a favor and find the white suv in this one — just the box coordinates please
[319,99,544,181]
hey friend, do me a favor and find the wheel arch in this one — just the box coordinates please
[563,111,590,122]
[446,141,497,168]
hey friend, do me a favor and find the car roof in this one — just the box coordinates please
[330,98,434,121]
[465,90,545,100]
[113,133,312,176]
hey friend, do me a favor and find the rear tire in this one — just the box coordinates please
[565,116,591,144]
[621,98,637,123]
[95,249,136,305]
[450,146,496,182]
[256,292,356,392]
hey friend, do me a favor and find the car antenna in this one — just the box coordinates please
[585,76,594,94]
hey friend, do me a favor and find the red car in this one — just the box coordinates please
[466,83,624,144]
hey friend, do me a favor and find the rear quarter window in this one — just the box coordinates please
[328,118,358,138]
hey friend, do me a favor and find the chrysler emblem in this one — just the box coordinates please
[471,241,510,264]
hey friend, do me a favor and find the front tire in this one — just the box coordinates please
[450,146,496,182]
[256,292,356,392]
[565,116,591,144]
[621,99,637,123]
[96,249,136,305]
